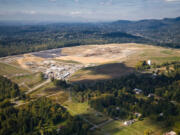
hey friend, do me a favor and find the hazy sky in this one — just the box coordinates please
[0,0,180,22]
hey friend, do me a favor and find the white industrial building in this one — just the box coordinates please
[123,120,135,126]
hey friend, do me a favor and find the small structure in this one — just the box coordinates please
[147,60,151,65]
[62,72,70,79]
[164,131,176,135]
[116,107,120,110]
[56,126,65,134]
[134,112,141,117]
[123,120,135,126]
[159,112,164,117]
[148,93,155,98]
[134,88,143,94]
[152,73,157,79]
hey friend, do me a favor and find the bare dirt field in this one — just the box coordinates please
[58,43,180,66]
[1,43,180,83]
[17,54,44,69]
[57,43,180,82]
[57,43,141,64]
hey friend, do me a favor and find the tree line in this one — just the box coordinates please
[0,76,89,135]
[71,63,180,133]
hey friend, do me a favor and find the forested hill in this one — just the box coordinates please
[0,75,20,101]
[0,75,89,135]
[108,17,180,47]
[0,16,180,57]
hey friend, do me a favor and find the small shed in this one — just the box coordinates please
[134,88,143,94]
[147,60,151,65]
[164,131,176,135]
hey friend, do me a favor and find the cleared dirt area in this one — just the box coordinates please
[57,43,141,64]
[1,43,180,82]
[17,54,44,69]
[58,43,180,66]
[62,43,180,82]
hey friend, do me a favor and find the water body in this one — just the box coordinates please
[31,48,66,58]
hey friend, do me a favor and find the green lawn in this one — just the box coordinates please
[94,118,165,135]
[151,56,180,62]
[0,62,29,76]
[160,50,173,55]
[63,101,90,116]
[63,101,109,125]
[12,72,44,88]
[30,82,55,97]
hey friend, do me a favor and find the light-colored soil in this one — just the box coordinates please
[57,43,142,64]
[16,54,44,69]
[62,43,180,82]
[1,43,180,82]
[58,43,180,66]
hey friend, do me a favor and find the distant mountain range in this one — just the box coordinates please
[0,17,180,57]
[101,16,180,47]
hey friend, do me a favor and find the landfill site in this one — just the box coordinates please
[0,43,145,80]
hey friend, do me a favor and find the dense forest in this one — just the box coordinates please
[72,62,180,133]
[0,76,89,135]
[0,76,21,101]
[0,16,180,57]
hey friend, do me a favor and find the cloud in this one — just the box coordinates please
[100,0,113,6]
[49,0,56,2]
[164,0,180,2]
[23,10,37,15]
[70,11,81,15]
[74,0,79,3]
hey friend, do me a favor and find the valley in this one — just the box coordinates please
[0,43,180,135]
[1,1,180,135]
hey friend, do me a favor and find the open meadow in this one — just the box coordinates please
[93,118,165,135]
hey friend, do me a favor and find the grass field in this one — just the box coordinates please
[0,62,30,77]
[30,82,56,97]
[63,100,109,125]
[63,101,90,116]
[11,72,44,88]
[49,91,69,104]
[125,46,180,67]
[93,118,165,135]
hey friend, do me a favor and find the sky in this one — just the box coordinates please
[0,0,180,22]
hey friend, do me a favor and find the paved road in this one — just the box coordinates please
[25,79,51,94]
[14,101,30,107]
[90,119,113,130]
